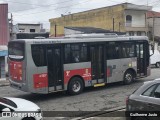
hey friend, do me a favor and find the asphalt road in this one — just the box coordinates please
[0,68,160,120]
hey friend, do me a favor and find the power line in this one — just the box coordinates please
[152,0,160,7]
[9,0,126,13]
[10,0,159,25]
[12,0,132,17]
[13,0,92,16]
[149,0,160,6]
[8,0,73,13]
[1,0,46,7]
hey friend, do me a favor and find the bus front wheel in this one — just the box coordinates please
[123,70,133,85]
[68,77,84,95]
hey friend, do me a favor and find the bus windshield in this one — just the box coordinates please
[8,42,24,60]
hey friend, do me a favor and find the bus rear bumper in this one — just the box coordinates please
[9,79,28,92]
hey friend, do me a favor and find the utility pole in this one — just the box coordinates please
[55,24,57,37]
[119,22,121,32]
[11,13,13,37]
[152,11,155,46]
[9,13,13,40]
[113,18,114,32]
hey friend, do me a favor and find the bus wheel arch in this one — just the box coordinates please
[67,76,84,95]
[123,69,136,85]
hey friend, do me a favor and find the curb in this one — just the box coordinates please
[71,106,126,120]
[0,79,9,87]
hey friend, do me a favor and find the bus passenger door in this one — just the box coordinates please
[90,44,105,85]
[46,46,63,92]
[136,42,148,76]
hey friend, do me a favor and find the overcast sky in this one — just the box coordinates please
[0,0,160,29]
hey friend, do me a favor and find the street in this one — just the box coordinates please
[0,68,160,120]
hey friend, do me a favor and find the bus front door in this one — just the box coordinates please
[136,42,148,76]
[90,45,105,85]
[46,46,63,92]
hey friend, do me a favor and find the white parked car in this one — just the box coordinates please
[0,97,42,120]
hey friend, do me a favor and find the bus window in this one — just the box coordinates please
[64,43,88,63]
[106,42,121,60]
[80,43,88,62]
[121,42,135,58]
[8,42,24,61]
[64,44,71,63]
[31,45,46,66]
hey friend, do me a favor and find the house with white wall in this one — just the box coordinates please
[147,11,160,50]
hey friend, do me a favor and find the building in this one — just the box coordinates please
[147,11,160,50]
[49,3,152,37]
[12,23,49,39]
[0,4,9,45]
[15,23,42,33]
[0,4,9,78]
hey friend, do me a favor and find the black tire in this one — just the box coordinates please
[156,62,160,68]
[22,117,35,120]
[68,77,84,95]
[123,70,134,85]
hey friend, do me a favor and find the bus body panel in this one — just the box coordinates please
[63,62,92,88]
[26,43,48,93]
[9,61,23,81]
[106,58,137,83]
[9,60,29,92]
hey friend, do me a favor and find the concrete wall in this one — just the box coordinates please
[148,18,160,37]
[49,4,125,37]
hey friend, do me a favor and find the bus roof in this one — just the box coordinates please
[10,34,149,44]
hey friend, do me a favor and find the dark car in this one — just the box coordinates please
[126,79,160,120]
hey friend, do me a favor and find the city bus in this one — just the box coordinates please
[8,34,151,95]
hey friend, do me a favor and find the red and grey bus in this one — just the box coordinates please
[8,34,151,95]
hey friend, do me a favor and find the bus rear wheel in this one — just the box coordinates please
[68,77,84,95]
[123,70,133,85]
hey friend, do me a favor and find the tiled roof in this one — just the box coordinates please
[147,11,160,18]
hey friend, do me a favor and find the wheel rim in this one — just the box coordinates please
[157,63,160,67]
[125,73,132,82]
[72,81,81,92]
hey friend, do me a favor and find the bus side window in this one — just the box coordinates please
[121,42,135,58]
[65,43,88,63]
[64,44,71,64]
[115,46,120,59]
[31,45,46,66]
[106,42,119,59]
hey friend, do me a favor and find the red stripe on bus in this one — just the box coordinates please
[107,67,111,77]
[33,73,48,89]
[64,68,91,84]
